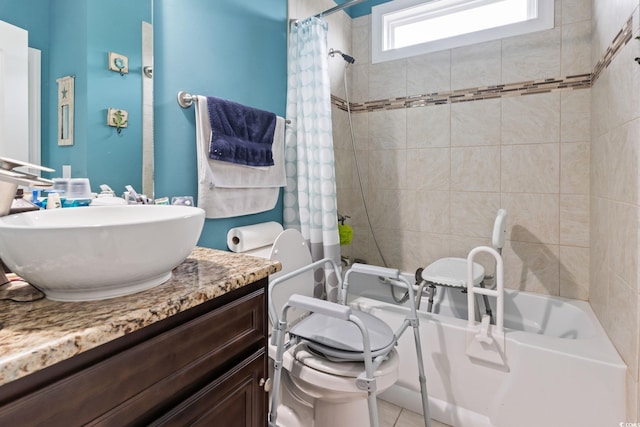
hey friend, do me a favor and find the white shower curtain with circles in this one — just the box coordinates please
[284,17,341,301]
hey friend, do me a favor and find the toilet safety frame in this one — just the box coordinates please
[268,258,432,427]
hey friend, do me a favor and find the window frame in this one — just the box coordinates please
[371,0,555,63]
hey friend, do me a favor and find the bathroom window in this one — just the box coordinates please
[371,0,554,63]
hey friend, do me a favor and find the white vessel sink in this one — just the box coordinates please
[0,205,205,301]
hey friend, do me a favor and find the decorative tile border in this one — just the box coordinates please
[338,74,592,113]
[332,16,633,113]
[592,16,633,84]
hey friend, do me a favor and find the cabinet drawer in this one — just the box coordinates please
[0,287,265,426]
[151,349,266,427]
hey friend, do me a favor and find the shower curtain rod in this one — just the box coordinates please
[307,0,368,20]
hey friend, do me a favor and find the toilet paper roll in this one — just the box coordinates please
[227,221,284,253]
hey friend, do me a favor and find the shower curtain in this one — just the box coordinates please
[284,17,341,301]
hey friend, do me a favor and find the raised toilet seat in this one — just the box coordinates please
[266,228,431,427]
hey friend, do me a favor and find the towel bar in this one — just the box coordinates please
[177,91,196,108]
[177,91,291,125]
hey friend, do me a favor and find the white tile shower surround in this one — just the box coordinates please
[378,399,450,427]
[333,0,628,303]
[291,0,639,421]
[324,0,640,421]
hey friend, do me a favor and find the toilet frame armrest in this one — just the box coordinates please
[287,294,352,320]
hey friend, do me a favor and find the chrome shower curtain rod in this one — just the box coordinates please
[309,0,368,19]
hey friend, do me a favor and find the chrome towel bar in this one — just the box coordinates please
[176,91,291,125]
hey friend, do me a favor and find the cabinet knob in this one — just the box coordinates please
[259,377,272,392]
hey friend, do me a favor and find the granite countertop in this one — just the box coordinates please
[0,247,281,386]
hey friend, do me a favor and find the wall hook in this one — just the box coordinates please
[108,108,128,134]
[108,52,129,76]
[337,213,350,225]
[114,57,126,76]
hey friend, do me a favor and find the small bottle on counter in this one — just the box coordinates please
[46,192,62,210]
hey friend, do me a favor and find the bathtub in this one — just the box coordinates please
[344,269,626,427]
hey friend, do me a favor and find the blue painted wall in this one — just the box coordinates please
[0,0,150,193]
[154,0,287,250]
[1,0,284,251]
[85,0,150,191]
[48,0,151,192]
[48,0,88,179]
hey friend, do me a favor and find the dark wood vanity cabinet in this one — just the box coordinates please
[0,278,268,427]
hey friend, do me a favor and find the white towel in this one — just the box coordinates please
[194,95,283,218]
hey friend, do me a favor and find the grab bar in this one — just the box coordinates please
[467,246,504,335]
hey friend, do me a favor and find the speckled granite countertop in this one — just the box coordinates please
[0,247,280,386]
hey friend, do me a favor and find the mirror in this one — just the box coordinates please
[0,0,153,196]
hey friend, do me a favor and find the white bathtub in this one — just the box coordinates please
[344,270,626,427]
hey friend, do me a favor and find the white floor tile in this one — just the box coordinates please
[377,399,452,427]
[394,408,429,427]
[378,399,402,427]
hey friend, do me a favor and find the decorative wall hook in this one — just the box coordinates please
[114,58,126,76]
[108,52,129,76]
[108,108,128,134]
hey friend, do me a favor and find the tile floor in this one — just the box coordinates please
[379,399,451,427]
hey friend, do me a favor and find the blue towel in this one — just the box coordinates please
[206,96,276,166]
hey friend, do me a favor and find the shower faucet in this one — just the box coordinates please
[329,48,355,64]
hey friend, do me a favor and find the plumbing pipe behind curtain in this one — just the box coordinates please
[284,17,341,301]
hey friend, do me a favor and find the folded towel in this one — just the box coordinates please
[210,116,286,188]
[195,96,282,218]
[207,96,276,166]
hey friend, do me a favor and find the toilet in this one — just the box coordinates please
[267,229,400,427]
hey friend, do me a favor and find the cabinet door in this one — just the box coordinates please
[152,349,266,427]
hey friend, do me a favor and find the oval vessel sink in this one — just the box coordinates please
[0,205,205,301]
